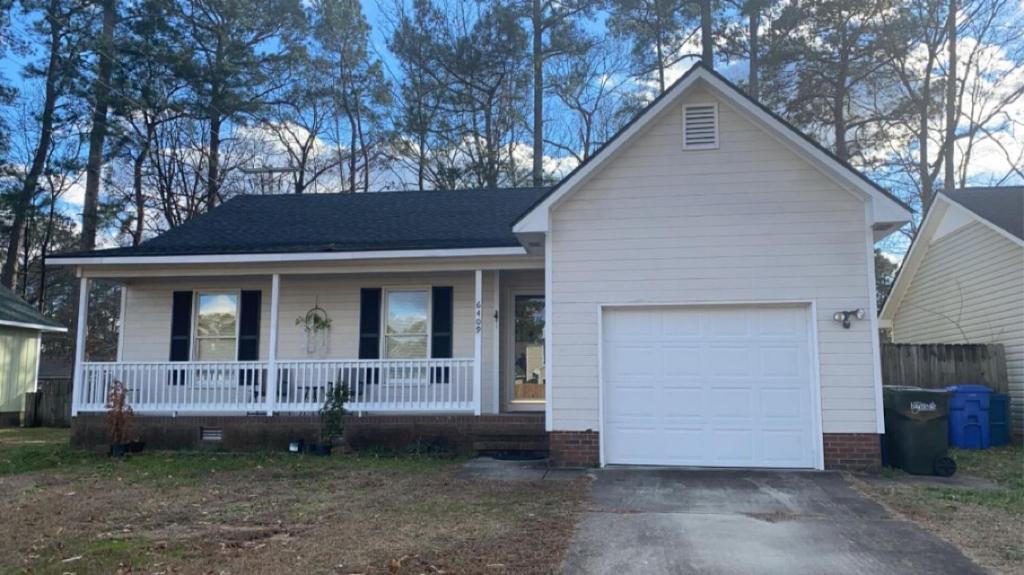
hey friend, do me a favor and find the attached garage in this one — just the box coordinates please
[600,305,821,469]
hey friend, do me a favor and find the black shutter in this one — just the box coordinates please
[237,291,261,361]
[358,288,382,359]
[359,288,382,387]
[431,286,453,383]
[431,287,453,358]
[237,291,261,389]
[169,291,193,385]
[170,291,193,361]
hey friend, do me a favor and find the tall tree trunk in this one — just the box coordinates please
[701,0,714,68]
[80,0,117,252]
[1,3,62,289]
[207,113,222,207]
[944,0,957,190]
[38,198,57,311]
[918,53,934,214]
[655,35,666,93]
[348,111,357,193]
[131,126,152,246]
[747,0,759,100]
[531,0,544,187]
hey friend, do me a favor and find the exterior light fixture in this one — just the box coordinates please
[833,308,865,329]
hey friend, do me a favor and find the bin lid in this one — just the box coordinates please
[945,384,993,394]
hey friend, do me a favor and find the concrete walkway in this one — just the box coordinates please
[562,468,985,575]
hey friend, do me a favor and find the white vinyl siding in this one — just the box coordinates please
[118,271,502,414]
[890,221,1024,433]
[0,327,41,415]
[549,86,878,434]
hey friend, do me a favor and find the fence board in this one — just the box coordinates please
[881,343,1008,393]
[26,377,72,427]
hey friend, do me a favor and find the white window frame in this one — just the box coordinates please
[682,102,719,150]
[191,289,241,363]
[380,286,433,360]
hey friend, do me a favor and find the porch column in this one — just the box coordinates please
[71,276,89,417]
[473,269,483,415]
[265,273,281,416]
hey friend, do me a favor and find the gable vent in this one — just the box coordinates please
[683,104,719,150]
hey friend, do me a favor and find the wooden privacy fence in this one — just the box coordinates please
[881,343,1008,392]
[24,377,72,427]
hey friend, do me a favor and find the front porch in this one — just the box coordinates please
[70,264,546,419]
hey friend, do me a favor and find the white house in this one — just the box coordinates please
[881,187,1023,438]
[50,64,911,470]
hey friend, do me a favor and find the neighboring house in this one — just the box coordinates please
[50,64,911,470]
[881,187,1024,437]
[0,286,66,426]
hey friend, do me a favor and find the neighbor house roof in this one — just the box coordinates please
[50,187,549,262]
[514,62,912,237]
[0,285,66,332]
[879,186,1024,323]
[943,186,1023,241]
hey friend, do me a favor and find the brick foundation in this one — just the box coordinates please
[823,433,881,472]
[71,413,545,454]
[549,430,600,467]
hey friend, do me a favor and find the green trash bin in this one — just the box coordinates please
[883,386,957,476]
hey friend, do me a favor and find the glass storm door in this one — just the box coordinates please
[511,294,545,404]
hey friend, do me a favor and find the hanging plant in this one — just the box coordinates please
[296,297,332,356]
[296,305,332,333]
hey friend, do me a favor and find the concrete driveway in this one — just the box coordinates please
[562,468,984,575]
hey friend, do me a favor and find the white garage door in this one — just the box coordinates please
[602,305,817,468]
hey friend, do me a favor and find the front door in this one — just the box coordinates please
[508,294,545,408]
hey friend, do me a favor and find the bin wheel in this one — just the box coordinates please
[933,456,957,477]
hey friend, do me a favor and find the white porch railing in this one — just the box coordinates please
[77,358,477,414]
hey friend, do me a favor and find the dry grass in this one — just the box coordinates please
[0,429,588,574]
[857,446,1024,575]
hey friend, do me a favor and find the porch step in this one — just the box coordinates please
[472,433,549,454]
[473,439,549,452]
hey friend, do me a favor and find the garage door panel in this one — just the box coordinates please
[760,345,803,377]
[706,346,754,376]
[661,311,701,337]
[663,345,702,375]
[662,387,704,417]
[761,430,808,464]
[709,388,754,418]
[710,429,755,462]
[602,305,817,469]
[607,345,660,375]
[761,388,806,419]
[702,310,752,337]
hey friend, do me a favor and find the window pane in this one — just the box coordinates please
[386,290,428,336]
[197,293,238,337]
[513,295,545,402]
[386,335,428,359]
[197,338,236,361]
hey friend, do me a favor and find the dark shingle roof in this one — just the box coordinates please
[0,285,64,330]
[56,188,549,258]
[944,186,1024,241]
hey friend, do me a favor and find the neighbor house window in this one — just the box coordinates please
[384,289,429,358]
[194,292,239,361]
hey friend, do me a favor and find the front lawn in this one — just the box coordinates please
[0,428,587,574]
[857,446,1024,575]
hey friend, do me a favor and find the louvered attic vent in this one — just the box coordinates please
[683,104,719,150]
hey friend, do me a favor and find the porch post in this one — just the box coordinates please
[473,269,483,415]
[71,275,89,417]
[265,273,280,416]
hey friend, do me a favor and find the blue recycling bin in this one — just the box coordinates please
[989,393,1011,447]
[946,385,992,449]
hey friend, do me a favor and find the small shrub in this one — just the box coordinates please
[320,382,349,443]
[105,380,134,444]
